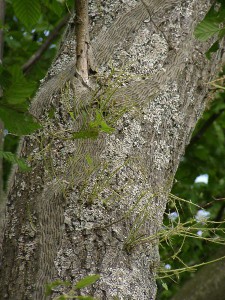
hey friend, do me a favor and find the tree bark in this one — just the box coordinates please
[0,1,223,299]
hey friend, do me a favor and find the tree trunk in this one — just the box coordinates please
[0,1,222,299]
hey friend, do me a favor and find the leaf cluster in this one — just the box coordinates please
[194,0,225,59]
[158,90,225,299]
[46,274,100,300]
[1,0,73,174]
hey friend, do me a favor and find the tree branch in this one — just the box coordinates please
[75,0,89,83]
[22,14,69,74]
[190,107,225,146]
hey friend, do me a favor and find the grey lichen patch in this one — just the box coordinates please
[141,82,183,171]
[162,0,211,50]
[102,111,146,165]
[65,191,110,230]
[97,29,168,85]
[112,30,168,76]
[38,39,76,86]
[89,0,138,36]
[5,208,17,239]
[99,265,154,299]
[49,41,76,77]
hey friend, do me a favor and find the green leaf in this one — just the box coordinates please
[0,106,41,135]
[213,122,225,143]
[162,282,168,290]
[44,0,64,17]
[75,275,100,290]
[72,129,99,140]
[69,111,75,120]
[12,0,41,29]
[0,67,12,91]
[218,27,225,39]
[204,5,219,22]
[48,107,56,119]
[45,280,71,296]
[85,154,93,166]
[100,120,114,133]
[205,40,219,60]
[56,296,67,300]
[89,111,114,134]
[89,111,103,128]
[217,6,225,23]
[7,65,24,82]
[5,35,21,49]
[74,296,96,300]
[194,19,220,41]
[0,150,31,171]
[4,81,36,105]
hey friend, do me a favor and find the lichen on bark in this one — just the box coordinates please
[0,1,223,299]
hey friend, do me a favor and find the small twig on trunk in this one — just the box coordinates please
[22,14,69,74]
[75,0,89,83]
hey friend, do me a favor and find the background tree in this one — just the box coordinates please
[0,0,225,299]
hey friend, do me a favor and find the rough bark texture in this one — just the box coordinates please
[0,0,223,299]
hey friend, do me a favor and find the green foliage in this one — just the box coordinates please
[44,0,67,18]
[0,107,40,135]
[12,0,41,29]
[194,1,225,59]
[72,110,115,140]
[46,280,71,296]
[194,19,220,41]
[75,275,100,290]
[0,150,30,171]
[158,85,225,299]
[205,41,220,60]
[74,297,96,300]
[46,275,100,300]
[0,64,40,135]
[72,129,99,140]
[11,0,74,29]
[0,0,73,179]
[89,111,115,134]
